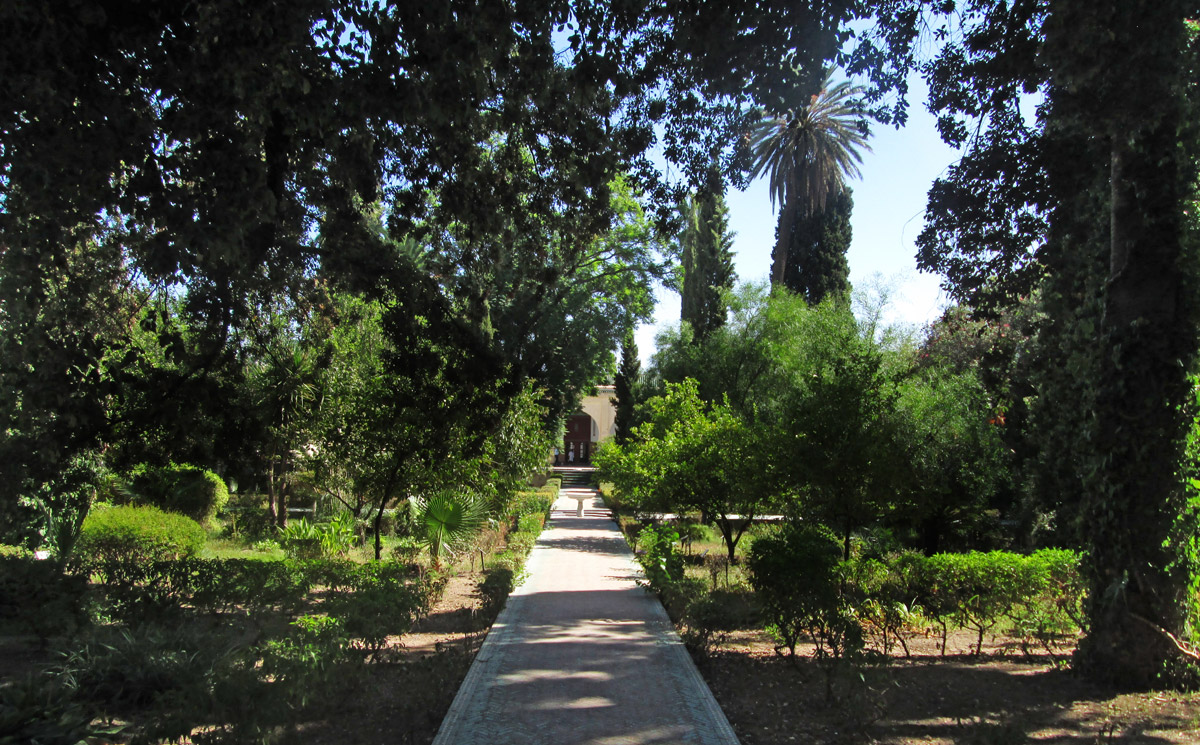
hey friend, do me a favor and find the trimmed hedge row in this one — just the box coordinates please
[747,524,1084,658]
[476,484,556,619]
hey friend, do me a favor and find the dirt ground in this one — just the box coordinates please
[700,628,1200,745]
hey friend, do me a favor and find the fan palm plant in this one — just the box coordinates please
[746,70,871,288]
[417,490,487,569]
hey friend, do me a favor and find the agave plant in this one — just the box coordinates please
[417,491,487,569]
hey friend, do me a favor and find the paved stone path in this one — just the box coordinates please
[432,471,740,745]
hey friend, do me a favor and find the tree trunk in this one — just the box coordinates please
[1044,0,1198,687]
[266,451,278,527]
[374,509,384,561]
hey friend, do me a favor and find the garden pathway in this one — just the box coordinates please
[431,467,740,745]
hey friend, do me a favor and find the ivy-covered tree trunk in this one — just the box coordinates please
[1044,0,1200,686]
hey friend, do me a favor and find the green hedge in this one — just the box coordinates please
[75,505,205,564]
[741,538,1084,659]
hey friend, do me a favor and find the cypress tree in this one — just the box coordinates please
[775,187,853,304]
[613,333,640,445]
[680,164,737,341]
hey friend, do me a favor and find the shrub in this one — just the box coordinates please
[747,523,862,661]
[0,558,89,643]
[683,588,756,656]
[507,531,537,557]
[511,490,555,521]
[391,536,423,565]
[131,463,229,527]
[637,524,685,587]
[278,517,355,560]
[845,553,926,658]
[84,557,313,621]
[517,513,544,535]
[221,493,273,539]
[324,576,429,656]
[0,675,122,745]
[75,505,205,564]
[58,624,239,716]
[478,568,516,620]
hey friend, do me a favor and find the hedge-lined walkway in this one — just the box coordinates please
[432,468,740,745]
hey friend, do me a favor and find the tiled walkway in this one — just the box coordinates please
[432,471,740,745]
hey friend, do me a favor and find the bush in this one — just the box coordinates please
[684,588,757,656]
[511,489,555,522]
[80,557,315,622]
[391,536,423,565]
[747,523,862,660]
[58,624,240,719]
[0,558,89,642]
[517,513,544,535]
[637,524,685,587]
[323,571,430,656]
[131,463,229,527]
[75,505,205,564]
[507,531,537,557]
[477,568,516,620]
[0,675,122,745]
[279,515,355,560]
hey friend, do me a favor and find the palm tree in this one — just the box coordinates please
[417,490,487,569]
[746,71,871,288]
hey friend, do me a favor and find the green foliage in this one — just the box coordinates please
[633,524,704,622]
[748,69,871,288]
[81,557,312,622]
[258,614,352,709]
[683,587,759,657]
[391,536,423,566]
[0,674,123,745]
[58,624,239,717]
[323,570,430,656]
[478,568,517,621]
[131,463,229,528]
[780,187,853,304]
[599,379,773,561]
[516,514,544,536]
[892,368,1007,555]
[2,450,108,558]
[278,514,355,560]
[680,162,737,341]
[0,558,89,643]
[75,505,204,564]
[614,331,641,446]
[747,523,860,660]
[418,491,487,569]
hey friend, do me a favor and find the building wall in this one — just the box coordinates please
[552,385,617,464]
[581,385,617,444]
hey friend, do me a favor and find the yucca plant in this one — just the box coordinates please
[417,491,487,569]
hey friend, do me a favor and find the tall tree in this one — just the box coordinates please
[1042,0,1200,685]
[746,70,871,288]
[779,187,853,303]
[852,0,1200,685]
[613,332,641,446]
[680,163,737,341]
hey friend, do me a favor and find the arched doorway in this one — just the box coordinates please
[561,412,597,464]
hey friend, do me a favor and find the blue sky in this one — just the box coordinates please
[635,76,962,362]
